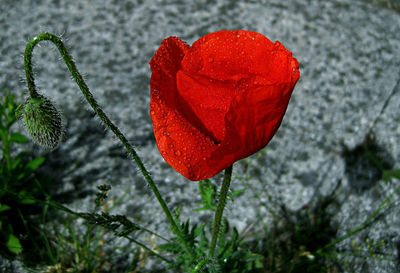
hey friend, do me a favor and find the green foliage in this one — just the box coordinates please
[41,212,118,273]
[95,184,112,208]
[30,185,143,272]
[259,196,340,273]
[194,179,245,212]
[238,135,400,273]
[4,228,23,254]
[382,169,400,182]
[0,90,48,258]
[351,237,389,260]
[194,179,217,211]
[156,180,262,273]
[79,212,140,237]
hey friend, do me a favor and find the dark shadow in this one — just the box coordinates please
[254,180,342,273]
[35,112,109,204]
[341,133,395,194]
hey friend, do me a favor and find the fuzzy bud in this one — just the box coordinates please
[20,95,62,149]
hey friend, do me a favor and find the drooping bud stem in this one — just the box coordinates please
[22,33,195,260]
[20,95,61,149]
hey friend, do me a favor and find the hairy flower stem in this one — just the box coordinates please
[209,165,233,257]
[23,33,195,260]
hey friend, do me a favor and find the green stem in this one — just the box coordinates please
[209,165,233,257]
[123,235,172,264]
[23,33,195,259]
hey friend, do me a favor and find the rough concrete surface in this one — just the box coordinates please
[0,0,399,272]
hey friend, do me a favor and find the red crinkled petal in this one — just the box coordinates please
[150,31,300,181]
[208,82,296,172]
[150,37,218,180]
[181,30,293,83]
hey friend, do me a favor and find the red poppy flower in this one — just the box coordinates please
[149,30,300,181]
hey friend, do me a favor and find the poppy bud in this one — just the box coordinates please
[19,95,62,149]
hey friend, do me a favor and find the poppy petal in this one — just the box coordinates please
[150,37,218,180]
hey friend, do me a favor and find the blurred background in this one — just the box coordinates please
[0,0,399,272]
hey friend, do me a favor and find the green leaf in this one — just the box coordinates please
[6,233,23,254]
[0,129,8,146]
[25,157,45,172]
[229,188,246,200]
[17,191,36,204]
[194,179,217,211]
[10,133,28,144]
[0,204,11,212]
[17,172,26,180]
[11,151,30,171]
[197,224,208,250]
[173,206,182,221]
[11,157,22,171]
[19,198,36,205]
[254,256,263,268]
[7,100,16,119]
[382,169,400,182]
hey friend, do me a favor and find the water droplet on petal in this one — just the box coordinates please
[175,150,182,156]
[208,57,214,63]
[236,34,240,38]
[202,157,206,160]
[150,110,155,115]
[186,164,191,168]
[162,151,167,155]
[163,131,169,135]
[169,144,174,149]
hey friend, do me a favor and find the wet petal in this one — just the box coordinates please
[149,30,300,181]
